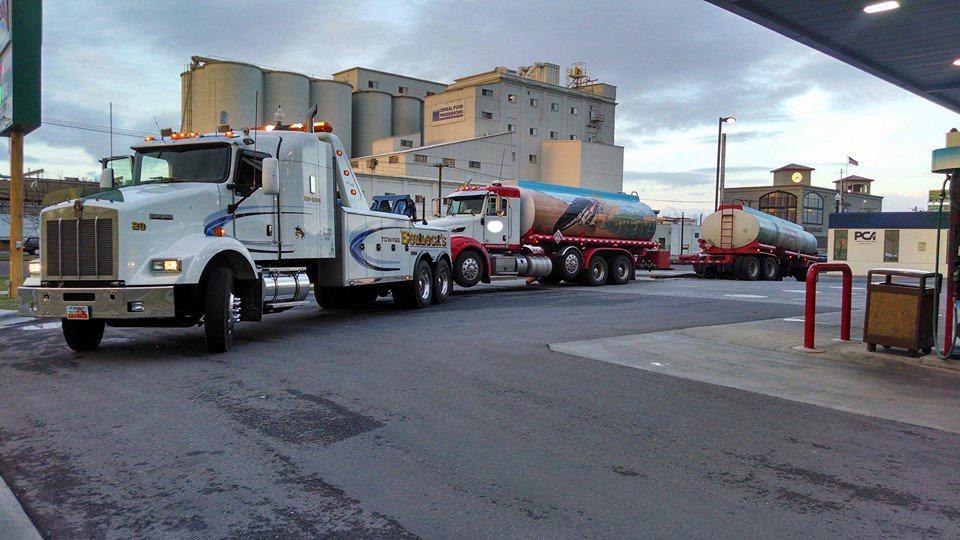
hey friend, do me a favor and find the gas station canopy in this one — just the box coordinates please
[703,0,960,114]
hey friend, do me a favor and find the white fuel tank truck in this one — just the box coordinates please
[18,114,451,352]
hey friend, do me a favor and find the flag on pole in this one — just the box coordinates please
[847,156,859,166]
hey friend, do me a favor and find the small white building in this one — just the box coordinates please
[652,216,701,259]
[828,211,948,276]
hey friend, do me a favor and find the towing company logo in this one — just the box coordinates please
[350,226,402,271]
[401,230,447,248]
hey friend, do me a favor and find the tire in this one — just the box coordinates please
[61,319,105,352]
[315,287,354,309]
[761,257,779,281]
[737,256,761,281]
[395,258,433,309]
[453,250,483,288]
[693,263,704,277]
[204,267,238,353]
[538,274,563,285]
[580,255,608,286]
[607,254,633,285]
[702,266,718,279]
[794,264,809,282]
[554,248,583,282]
[353,287,380,306]
[433,258,452,304]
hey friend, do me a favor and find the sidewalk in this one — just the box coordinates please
[0,475,41,540]
[551,309,960,434]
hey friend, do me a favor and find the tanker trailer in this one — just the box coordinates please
[430,180,667,288]
[680,204,818,281]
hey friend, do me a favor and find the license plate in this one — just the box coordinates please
[66,306,90,320]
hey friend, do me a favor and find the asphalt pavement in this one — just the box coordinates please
[0,276,957,537]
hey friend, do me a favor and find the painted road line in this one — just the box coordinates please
[723,294,768,299]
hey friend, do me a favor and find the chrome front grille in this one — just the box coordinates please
[45,217,116,279]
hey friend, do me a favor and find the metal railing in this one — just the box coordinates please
[804,262,852,349]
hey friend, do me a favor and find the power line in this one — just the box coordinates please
[40,117,153,139]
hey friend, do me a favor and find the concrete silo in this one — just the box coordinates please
[391,95,423,143]
[351,90,393,157]
[184,60,264,134]
[263,71,310,125]
[310,78,353,155]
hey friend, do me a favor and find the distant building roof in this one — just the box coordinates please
[829,211,947,230]
[833,175,874,183]
[771,164,815,172]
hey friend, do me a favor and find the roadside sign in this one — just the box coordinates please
[0,0,41,137]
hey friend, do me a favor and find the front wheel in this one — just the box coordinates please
[62,319,105,352]
[433,259,452,304]
[204,267,238,353]
[395,258,433,309]
[453,251,483,288]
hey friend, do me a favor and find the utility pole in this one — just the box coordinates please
[431,162,446,217]
[679,212,685,256]
[9,129,24,298]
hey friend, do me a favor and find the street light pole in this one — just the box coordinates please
[714,116,735,211]
[431,162,446,217]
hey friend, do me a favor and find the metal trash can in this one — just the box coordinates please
[864,268,939,357]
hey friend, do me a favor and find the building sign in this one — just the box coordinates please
[430,100,464,124]
[853,230,878,245]
[0,0,41,137]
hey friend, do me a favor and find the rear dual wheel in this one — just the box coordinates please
[607,254,633,285]
[760,257,780,281]
[395,258,433,309]
[580,256,608,286]
[734,256,761,281]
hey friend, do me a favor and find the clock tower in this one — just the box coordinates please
[771,164,814,186]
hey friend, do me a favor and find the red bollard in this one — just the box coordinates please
[804,262,852,349]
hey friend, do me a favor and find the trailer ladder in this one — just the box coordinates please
[719,206,735,249]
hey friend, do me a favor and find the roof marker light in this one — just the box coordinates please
[264,124,276,132]
[144,136,155,142]
[863,1,899,14]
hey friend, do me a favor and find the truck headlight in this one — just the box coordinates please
[28,259,41,277]
[151,258,182,272]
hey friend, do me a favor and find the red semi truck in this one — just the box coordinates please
[680,204,819,281]
[428,180,669,287]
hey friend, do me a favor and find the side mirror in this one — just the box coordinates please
[262,158,280,196]
[99,168,114,189]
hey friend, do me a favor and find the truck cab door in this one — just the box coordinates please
[230,150,277,259]
[483,195,509,245]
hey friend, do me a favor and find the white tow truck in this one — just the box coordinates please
[18,113,452,352]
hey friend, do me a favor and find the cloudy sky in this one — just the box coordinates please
[9,0,960,216]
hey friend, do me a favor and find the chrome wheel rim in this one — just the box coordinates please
[437,267,450,296]
[418,269,432,302]
[461,258,480,282]
[591,263,605,281]
[228,292,241,334]
[616,262,629,280]
[564,253,580,275]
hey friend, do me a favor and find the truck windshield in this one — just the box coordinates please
[133,145,231,185]
[446,195,486,215]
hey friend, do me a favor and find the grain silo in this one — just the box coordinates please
[351,90,393,157]
[391,95,423,142]
[184,60,264,133]
[310,78,353,155]
[263,71,310,125]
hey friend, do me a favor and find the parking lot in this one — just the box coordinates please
[1,275,958,537]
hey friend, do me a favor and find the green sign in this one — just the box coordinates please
[0,0,41,136]
[929,189,949,204]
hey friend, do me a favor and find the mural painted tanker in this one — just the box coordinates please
[517,180,658,241]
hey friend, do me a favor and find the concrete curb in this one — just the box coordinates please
[0,475,41,540]
[0,309,20,321]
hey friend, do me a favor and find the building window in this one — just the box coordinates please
[511,152,516,161]
[426,91,435,97]
[481,111,493,119]
[528,154,538,164]
[414,154,427,163]
[309,175,316,194]
[388,155,399,164]
[529,98,539,108]
[570,106,579,115]
[400,139,414,148]
[350,159,359,168]
[481,88,494,97]
[219,111,229,125]
[507,123,516,132]
[529,127,539,136]
[658,237,667,250]
[368,80,379,89]
[507,93,516,102]
[833,230,848,261]
[759,191,798,222]
[549,131,558,139]
[884,230,900,262]
[570,134,579,140]
[415,195,425,203]
[551,102,559,112]
[367,158,378,168]
[398,86,408,95]
[802,192,824,225]
[469,160,481,169]
[442,157,455,167]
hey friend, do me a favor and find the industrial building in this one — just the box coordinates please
[722,164,883,252]
[652,216,702,259]
[179,58,626,207]
[827,211,948,276]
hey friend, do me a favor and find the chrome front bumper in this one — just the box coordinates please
[17,286,176,319]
